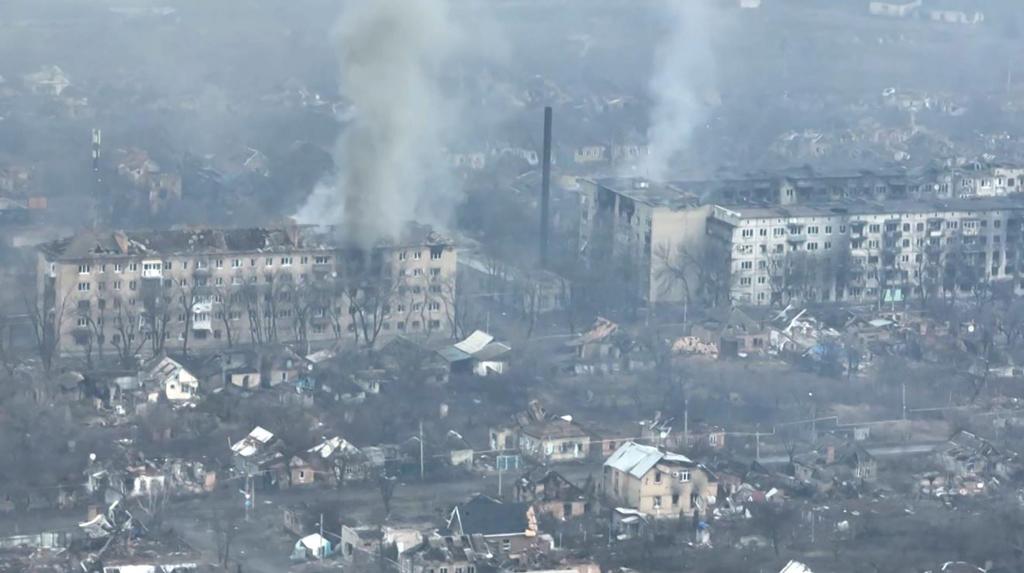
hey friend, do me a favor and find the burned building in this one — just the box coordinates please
[577,171,929,306]
[708,196,1024,305]
[580,175,1024,307]
[36,223,457,359]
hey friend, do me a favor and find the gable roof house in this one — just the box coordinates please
[439,330,512,377]
[231,426,288,488]
[602,442,718,519]
[447,495,541,557]
[518,418,591,464]
[140,355,199,403]
[492,400,591,464]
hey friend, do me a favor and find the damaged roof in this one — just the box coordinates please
[604,442,693,479]
[41,222,455,260]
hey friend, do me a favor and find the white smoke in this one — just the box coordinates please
[644,0,718,180]
[296,0,461,247]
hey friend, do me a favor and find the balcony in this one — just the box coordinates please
[141,260,163,279]
[786,233,807,243]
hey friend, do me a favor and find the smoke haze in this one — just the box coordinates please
[643,0,718,180]
[296,0,460,247]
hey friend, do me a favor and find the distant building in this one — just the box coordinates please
[707,197,1024,305]
[577,173,926,305]
[518,418,591,464]
[36,224,457,358]
[868,0,921,18]
[941,164,1024,198]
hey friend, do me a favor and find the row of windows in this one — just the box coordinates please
[398,249,444,261]
[739,218,1009,241]
[76,256,331,275]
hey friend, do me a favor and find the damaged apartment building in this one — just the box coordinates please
[36,223,456,358]
[579,175,1024,307]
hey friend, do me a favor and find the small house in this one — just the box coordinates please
[447,495,541,556]
[514,469,592,520]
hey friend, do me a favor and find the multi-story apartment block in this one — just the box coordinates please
[37,224,457,359]
[578,178,711,306]
[934,164,1024,198]
[580,176,1024,308]
[578,173,933,306]
[708,197,1024,305]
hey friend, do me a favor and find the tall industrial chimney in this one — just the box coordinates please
[91,128,102,172]
[540,106,553,267]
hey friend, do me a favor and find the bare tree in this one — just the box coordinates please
[25,284,74,373]
[211,506,241,568]
[752,502,798,557]
[339,250,403,349]
[377,473,397,519]
[139,279,172,356]
[110,296,148,367]
[438,275,475,340]
[214,284,241,348]
[175,277,208,356]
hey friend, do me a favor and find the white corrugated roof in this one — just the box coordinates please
[454,330,494,355]
[308,436,356,458]
[779,561,813,573]
[231,426,275,457]
[603,442,691,479]
[249,426,274,443]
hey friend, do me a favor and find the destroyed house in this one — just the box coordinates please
[447,495,539,556]
[401,533,491,573]
[139,355,198,402]
[37,224,457,359]
[514,469,592,519]
[936,430,1017,481]
[231,426,287,487]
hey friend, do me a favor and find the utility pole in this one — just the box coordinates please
[419,420,425,481]
[809,392,816,443]
[319,513,324,560]
[901,382,907,420]
[755,425,761,461]
[497,465,503,498]
[683,397,689,450]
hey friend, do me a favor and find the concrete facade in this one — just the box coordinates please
[37,225,457,359]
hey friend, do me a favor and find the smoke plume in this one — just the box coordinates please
[643,0,718,180]
[296,0,460,247]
